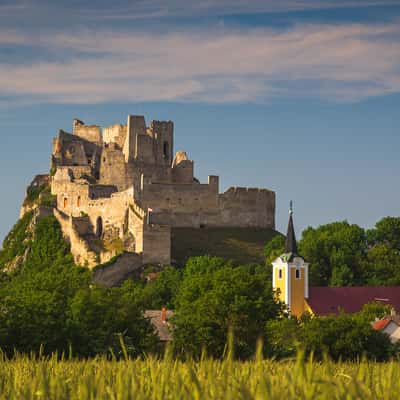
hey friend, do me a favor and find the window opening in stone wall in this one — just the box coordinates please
[163,141,169,159]
[77,196,81,207]
[63,198,68,208]
[96,217,103,238]
[295,269,301,279]
[278,269,283,279]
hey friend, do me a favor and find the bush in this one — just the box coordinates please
[0,215,157,357]
[264,308,397,362]
[0,211,34,269]
[172,257,284,359]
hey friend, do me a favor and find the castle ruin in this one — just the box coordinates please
[49,115,276,268]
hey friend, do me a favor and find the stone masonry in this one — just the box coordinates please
[49,115,276,267]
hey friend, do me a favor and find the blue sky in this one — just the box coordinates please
[0,0,400,242]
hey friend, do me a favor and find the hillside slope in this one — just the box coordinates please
[171,227,281,266]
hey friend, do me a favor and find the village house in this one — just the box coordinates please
[372,311,400,343]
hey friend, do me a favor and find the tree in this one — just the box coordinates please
[363,243,400,285]
[299,222,367,286]
[265,317,302,358]
[0,267,87,354]
[24,215,75,271]
[330,264,354,287]
[302,313,394,361]
[0,211,34,269]
[264,235,285,265]
[357,301,392,323]
[123,266,183,310]
[172,257,284,359]
[363,217,400,285]
[67,286,158,357]
[0,215,157,357]
[264,310,396,361]
[367,217,400,250]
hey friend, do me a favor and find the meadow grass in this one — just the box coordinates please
[0,349,399,399]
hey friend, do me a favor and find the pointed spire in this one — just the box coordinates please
[285,201,298,254]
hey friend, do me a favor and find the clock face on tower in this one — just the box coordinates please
[294,257,303,267]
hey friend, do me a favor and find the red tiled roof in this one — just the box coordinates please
[307,286,400,316]
[372,318,391,331]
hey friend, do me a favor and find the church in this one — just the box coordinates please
[272,205,400,317]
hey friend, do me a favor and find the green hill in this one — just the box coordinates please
[171,227,282,266]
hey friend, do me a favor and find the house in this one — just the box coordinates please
[144,307,173,343]
[372,311,400,343]
[272,203,400,317]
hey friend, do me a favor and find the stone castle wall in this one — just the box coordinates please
[141,178,275,229]
[103,124,127,149]
[73,119,102,144]
[218,187,276,228]
[48,114,276,268]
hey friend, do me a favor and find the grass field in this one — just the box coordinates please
[171,227,280,266]
[1,351,399,399]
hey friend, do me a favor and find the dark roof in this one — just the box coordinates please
[307,286,400,316]
[285,213,297,255]
[144,310,174,342]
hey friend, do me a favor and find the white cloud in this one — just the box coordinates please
[0,22,399,104]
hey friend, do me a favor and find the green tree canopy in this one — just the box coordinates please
[264,235,285,265]
[172,256,284,359]
[0,216,157,357]
[299,221,367,286]
[121,266,183,310]
[367,217,400,249]
[363,217,400,285]
[265,305,396,361]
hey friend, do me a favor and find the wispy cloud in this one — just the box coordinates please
[0,22,399,104]
[1,0,399,21]
[91,0,400,20]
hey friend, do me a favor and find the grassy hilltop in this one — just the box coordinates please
[171,227,280,266]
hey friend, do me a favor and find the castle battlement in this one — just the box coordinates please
[49,115,276,267]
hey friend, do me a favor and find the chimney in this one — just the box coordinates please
[161,306,167,323]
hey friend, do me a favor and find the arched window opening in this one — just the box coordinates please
[96,217,103,238]
[163,141,169,159]
[63,198,68,208]
[77,196,81,207]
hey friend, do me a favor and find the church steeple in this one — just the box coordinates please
[272,200,309,317]
[285,201,297,255]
